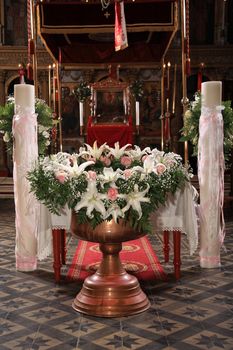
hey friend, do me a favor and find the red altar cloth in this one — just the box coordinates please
[87,116,133,147]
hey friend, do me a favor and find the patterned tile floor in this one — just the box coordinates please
[0,199,233,350]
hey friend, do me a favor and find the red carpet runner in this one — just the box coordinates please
[67,236,167,281]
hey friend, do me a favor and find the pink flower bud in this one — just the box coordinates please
[88,170,97,180]
[120,156,132,167]
[100,156,111,166]
[107,187,118,201]
[55,171,67,184]
[124,169,132,178]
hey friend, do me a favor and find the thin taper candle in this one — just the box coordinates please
[52,63,56,113]
[167,62,171,91]
[172,64,177,114]
[161,60,165,151]
[48,65,51,107]
[56,62,63,152]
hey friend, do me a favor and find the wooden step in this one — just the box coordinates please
[0,177,14,199]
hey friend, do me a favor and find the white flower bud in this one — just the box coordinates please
[3,132,10,142]
[42,130,50,138]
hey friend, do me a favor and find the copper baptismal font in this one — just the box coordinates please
[70,212,150,317]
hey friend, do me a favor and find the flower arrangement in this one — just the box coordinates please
[129,80,144,101]
[72,81,91,102]
[28,142,190,233]
[180,92,233,164]
[0,97,53,155]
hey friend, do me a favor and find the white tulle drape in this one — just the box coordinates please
[198,106,225,268]
[13,109,39,271]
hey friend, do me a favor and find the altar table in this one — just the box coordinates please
[49,182,198,283]
[86,116,133,147]
[150,182,198,280]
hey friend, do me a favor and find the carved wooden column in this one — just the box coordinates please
[214,0,226,45]
[0,0,5,45]
[0,70,6,105]
[38,70,49,104]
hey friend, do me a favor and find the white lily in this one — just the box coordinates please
[164,152,182,163]
[126,145,151,161]
[131,155,155,179]
[75,181,106,219]
[108,142,131,159]
[151,149,165,163]
[54,156,94,178]
[98,167,122,184]
[105,204,125,222]
[121,184,150,219]
[79,141,107,160]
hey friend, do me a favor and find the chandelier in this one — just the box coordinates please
[101,0,111,9]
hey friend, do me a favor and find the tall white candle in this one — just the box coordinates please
[14,84,35,114]
[136,101,140,126]
[201,81,222,108]
[79,101,84,127]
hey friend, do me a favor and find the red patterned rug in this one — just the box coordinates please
[67,236,167,281]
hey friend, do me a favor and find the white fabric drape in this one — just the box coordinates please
[37,205,71,261]
[198,106,225,268]
[13,110,39,271]
[151,183,198,256]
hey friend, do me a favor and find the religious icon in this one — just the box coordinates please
[96,90,124,121]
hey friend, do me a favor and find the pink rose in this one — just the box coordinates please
[100,156,111,166]
[154,163,166,175]
[107,187,118,201]
[55,171,67,184]
[120,156,132,167]
[124,169,132,178]
[88,171,97,180]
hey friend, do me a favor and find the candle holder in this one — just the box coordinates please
[18,64,26,84]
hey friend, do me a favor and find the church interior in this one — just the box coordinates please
[0,1,233,349]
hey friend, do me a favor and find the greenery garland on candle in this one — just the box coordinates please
[0,97,53,155]
[72,81,91,102]
[129,80,144,101]
[180,92,233,165]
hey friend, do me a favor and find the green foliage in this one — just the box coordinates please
[0,97,53,155]
[180,92,233,164]
[0,102,14,152]
[27,146,190,234]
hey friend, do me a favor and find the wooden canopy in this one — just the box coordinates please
[36,0,178,66]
